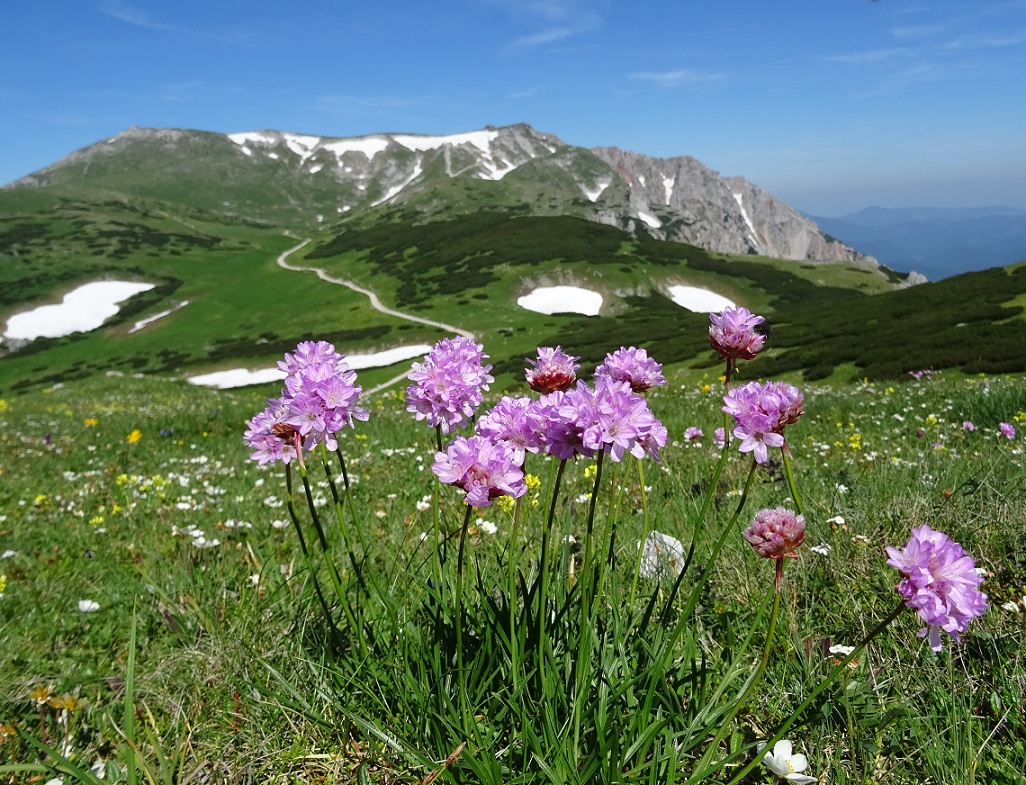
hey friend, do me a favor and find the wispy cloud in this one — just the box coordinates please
[492,0,603,51]
[945,30,1026,49]
[629,69,724,88]
[314,94,432,117]
[510,85,544,100]
[100,0,172,31]
[827,47,910,65]
[888,24,945,40]
[98,1,254,44]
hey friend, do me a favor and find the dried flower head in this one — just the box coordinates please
[525,346,579,394]
[744,507,806,560]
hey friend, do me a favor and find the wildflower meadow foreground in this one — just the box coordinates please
[1,308,1025,784]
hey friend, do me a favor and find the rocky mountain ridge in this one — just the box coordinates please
[8,123,877,267]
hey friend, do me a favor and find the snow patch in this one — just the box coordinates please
[637,211,662,229]
[392,129,499,154]
[240,146,252,157]
[308,164,323,174]
[267,152,279,160]
[129,300,189,333]
[731,192,760,250]
[662,175,675,204]
[517,286,602,316]
[227,131,279,146]
[582,177,611,202]
[371,160,424,206]
[321,137,392,163]
[667,285,736,313]
[4,281,155,341]
[187,345,435,389]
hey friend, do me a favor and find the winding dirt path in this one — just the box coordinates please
[275,237,472,395]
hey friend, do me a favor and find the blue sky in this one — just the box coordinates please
[3,0,1025,215]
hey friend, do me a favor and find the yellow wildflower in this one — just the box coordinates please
[495,496,515,514]
[89,515,104,526]
[30,685,53,706]
[583,464,598,479]
[525,474,541,492]
[126,429,142,443]
[0,399,8,413]
[0,574,6,594]
[84,417,98,426]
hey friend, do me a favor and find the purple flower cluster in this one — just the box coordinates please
[475,396,534,464]
[432,435,526,507]
[999,422,1016,440]
[885,524,989,651]
[709,306,766,361]
[595,346,666,392]
[743,507,806,560]
[406,337,494,433]
[723,380,804,463]
[525,346,579,394]
[529,377,668,462]
[244,341,368,464]
[683,426,704,441]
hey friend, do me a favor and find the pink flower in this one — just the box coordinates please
[683,426,704,441]
[525,346,579,394]
[962,421,975,431]
[709,306,766,361]
[885,525,989,651]
[432,435,526,508]
[999,422,1016,440]
[594,346,665,392]
[723,381,804,463]
[744,507,806,560]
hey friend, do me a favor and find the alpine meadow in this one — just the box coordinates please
[1,124,1025,785]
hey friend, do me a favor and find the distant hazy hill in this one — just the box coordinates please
[809,206,1026,280]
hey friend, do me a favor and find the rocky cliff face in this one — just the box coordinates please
[589,146,875,265]
[7,123,877,267]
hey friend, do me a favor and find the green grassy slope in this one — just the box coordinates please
[0,190,445,393]
[3,189,1025,395]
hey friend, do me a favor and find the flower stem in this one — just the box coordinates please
[716,600,907,785]
[696,582,782,776]
[455,503,475,734]
[781,445,805,517]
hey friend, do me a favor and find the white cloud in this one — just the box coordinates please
[827,48,910,65]
[100,0,172,31]
[630,70,723,87]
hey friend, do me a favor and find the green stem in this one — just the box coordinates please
[629,457,650,607]
[781,445,805,517]
[717,601,907,785]
[455,503,475,734]
[696,581,782,776]
[681,459,759,621]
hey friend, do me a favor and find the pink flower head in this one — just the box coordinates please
[432,435,527,508]
[595,346,666,392]
[683,426,704,441]
[709,306,766,361]
[885,524,989,651]
[962,421,975,431]
[999,422,1016,440]
[723,380,804,463]
[475,396,535,465]
[245,341,368,462]
[526,346,579,394]
[406,337,493,433]
[744,507,806,560]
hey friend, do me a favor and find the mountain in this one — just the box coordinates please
[809,206,1026,280]
[6,123,874,267]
